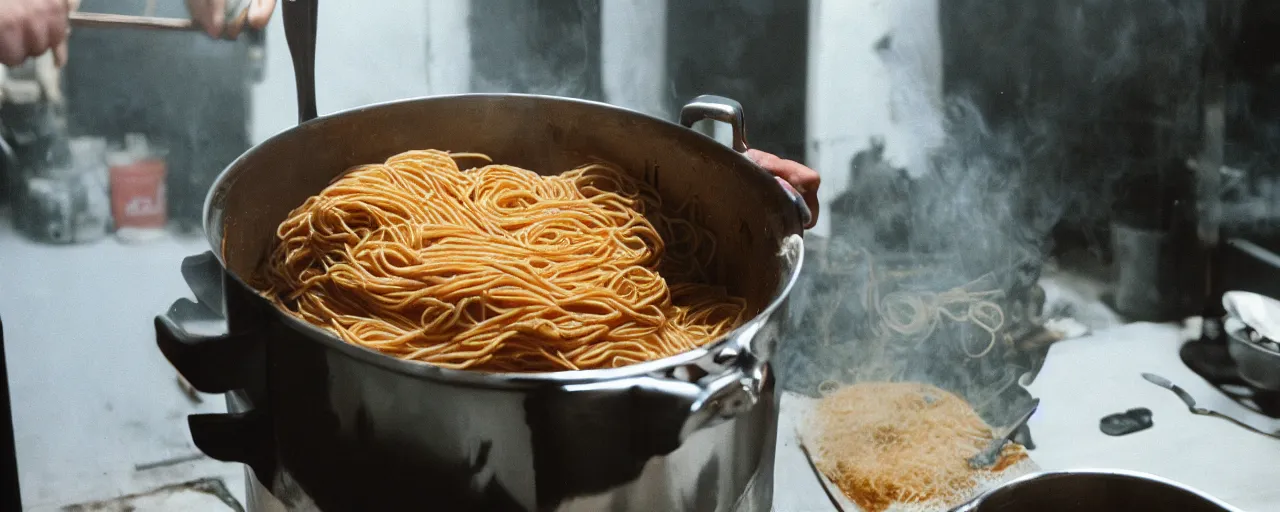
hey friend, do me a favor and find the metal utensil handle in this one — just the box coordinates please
[1004,398,1040,437]
[282,0,319,124]
[678,94,812,228]
[1201,410,1280,439]
[969,398,1040,469]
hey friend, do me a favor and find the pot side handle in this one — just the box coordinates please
[679,364,765,441]
[562,359,764,452]
[678,94,812,228]
[679,95,749,153]
[154,252,277,481]
[155,300,257,394]
[155,252,260,394]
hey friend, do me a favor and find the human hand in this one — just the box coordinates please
[0,0,73,67]
[746,149,821,229]
[186,0,276,40]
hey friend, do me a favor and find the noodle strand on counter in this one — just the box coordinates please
[259,149,746,372]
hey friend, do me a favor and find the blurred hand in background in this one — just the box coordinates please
[0,0,274,68]
[0,0,73,67]
[186,0,276,40]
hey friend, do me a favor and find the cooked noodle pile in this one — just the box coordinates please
[259,149,747,372]
[805,382,1026,512]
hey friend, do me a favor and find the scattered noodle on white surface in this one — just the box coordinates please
[795,383,1037,512]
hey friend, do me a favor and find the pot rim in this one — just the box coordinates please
[201,93,807,387]
[957,468,1244,512]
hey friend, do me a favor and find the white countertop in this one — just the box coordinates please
[772,321,1280,511]
[0,219,245,510]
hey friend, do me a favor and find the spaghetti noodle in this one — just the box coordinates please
[259,149,747,372]
[861,251,1008,360]
[803,381,1026,512]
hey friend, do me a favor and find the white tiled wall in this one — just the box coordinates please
[249,0,436,143]
[601,0,669,119]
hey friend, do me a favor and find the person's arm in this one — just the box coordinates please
[746,149,821,229]
[0,0,279,68]
[0,0,70,67]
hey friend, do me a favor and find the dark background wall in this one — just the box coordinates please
[939,0,1208,240]
[63,0,257,231]
[467,0,809,162]
[666,0,809,162]
[1224,0,1280,238]
[468,0,604,101]
[940,0,1280,246]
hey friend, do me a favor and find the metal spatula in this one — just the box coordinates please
[968,399,1039,469]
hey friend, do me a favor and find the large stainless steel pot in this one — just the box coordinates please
[153,48,808,512]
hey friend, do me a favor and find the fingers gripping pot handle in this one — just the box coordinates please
[678,94,812,229]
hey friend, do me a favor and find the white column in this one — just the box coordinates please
[425,0,473,96]
[251,0,437,142]
[600,0,669,118]
[882,0,944,176]
[805,0,943,237]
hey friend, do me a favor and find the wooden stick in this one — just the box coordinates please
[69,12,198,32]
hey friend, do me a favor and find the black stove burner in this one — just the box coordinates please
[1180,236,1280,418]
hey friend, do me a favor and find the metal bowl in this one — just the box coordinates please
[1223,291,1280,391]
[1226,323,1280,391]
[952,469,1242,512]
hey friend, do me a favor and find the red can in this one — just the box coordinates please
[109,157,167,230]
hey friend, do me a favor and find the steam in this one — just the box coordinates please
[778,0,1212,425]
[466,0,600,99]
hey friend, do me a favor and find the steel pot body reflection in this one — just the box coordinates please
[155,94,808,511]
